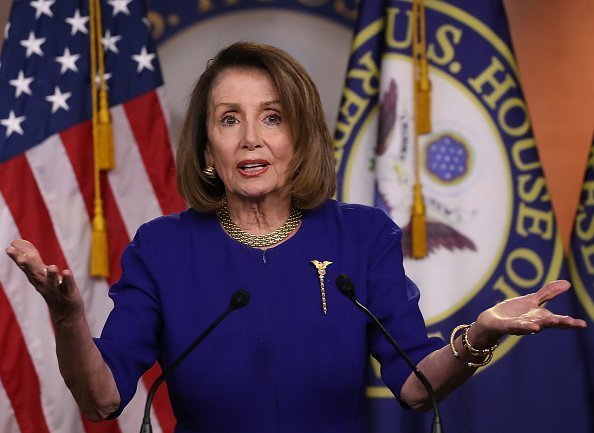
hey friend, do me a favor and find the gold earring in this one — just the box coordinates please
[203,165,216,179]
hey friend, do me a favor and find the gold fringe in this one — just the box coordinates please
[410,183,427,258]
[91,199,109,277]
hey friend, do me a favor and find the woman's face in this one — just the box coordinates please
[205,67,294,204]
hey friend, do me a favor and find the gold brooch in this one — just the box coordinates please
[311,260,333,314]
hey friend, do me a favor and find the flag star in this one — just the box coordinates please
[55,48,80,74]
[30,0,55,19]
[94,72,113,89]
[131,46,156,72]
[9,70,34,98]
[45,86,72,113]
[65,9,89,35]
[1,111,26,137]
[20,31,46,58]
[102,30,121,54]
[142,17,151,28]
[108,0,133,16]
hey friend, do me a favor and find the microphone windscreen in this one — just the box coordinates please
[335,274,356,300]
[230,290,250,308]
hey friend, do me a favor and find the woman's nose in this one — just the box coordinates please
[241,122,261,150]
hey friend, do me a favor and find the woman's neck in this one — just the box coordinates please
[224,193,293,235]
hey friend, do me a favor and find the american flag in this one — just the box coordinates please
[0,1,184,432]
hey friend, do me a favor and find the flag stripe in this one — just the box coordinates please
[108,104,164,240]
[0,379,21,433]
[0,281,50,433]
[123,89,185,215]
[0,155,70,272]
[103,175,133,285]
[57,121,95,218]
[156,87,175,149]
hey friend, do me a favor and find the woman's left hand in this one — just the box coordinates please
[472,280,587,344]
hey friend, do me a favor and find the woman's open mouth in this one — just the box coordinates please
[237,160,270,176]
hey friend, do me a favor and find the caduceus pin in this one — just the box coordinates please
[311,260,333,315]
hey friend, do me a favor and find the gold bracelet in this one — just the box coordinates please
[462,323,499,356]
[450,322,499,368]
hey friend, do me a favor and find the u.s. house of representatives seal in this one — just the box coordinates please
[335,1,565,390]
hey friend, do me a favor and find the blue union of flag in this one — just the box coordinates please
[335,1,594,432]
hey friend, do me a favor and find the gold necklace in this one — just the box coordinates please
[217,200,302,248]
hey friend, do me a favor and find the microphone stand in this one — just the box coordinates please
[140,290,250,433]
[335,274,443,433]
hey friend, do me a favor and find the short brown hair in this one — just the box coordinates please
[176,41,336,212]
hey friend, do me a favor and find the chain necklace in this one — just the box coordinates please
[217,200,303,248]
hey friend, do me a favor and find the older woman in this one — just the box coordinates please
[6,42,585,433]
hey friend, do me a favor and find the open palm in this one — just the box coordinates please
[476,280,587,338]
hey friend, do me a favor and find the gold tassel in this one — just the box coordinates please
[96,89,115,169]
[410,183,427,258]
[91,198,109,277]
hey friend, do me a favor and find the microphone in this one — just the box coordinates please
[335,274,443,433]
[140,290,250,433]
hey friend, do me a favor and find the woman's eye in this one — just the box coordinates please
[221,115,238,125]
[264,114,281,125]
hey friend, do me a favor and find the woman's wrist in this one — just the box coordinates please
[50,307,86,328]
[466,321,501,349]
[450,322,500,368]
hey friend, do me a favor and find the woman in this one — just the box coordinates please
[5,42,586,433]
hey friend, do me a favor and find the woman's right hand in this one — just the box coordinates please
[5,239,84,325]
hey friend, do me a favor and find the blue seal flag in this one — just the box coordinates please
[334,1,594,432]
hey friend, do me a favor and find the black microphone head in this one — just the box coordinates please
[335,274,356,300]
[230,290,250,309]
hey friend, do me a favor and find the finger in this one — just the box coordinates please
[6,240,47,275]
[9,239,41,258]
[46,265,62,288]
[535,314,588,329]
[59,270,76,296]
[6,245,27,263]
[535,280,571,306]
